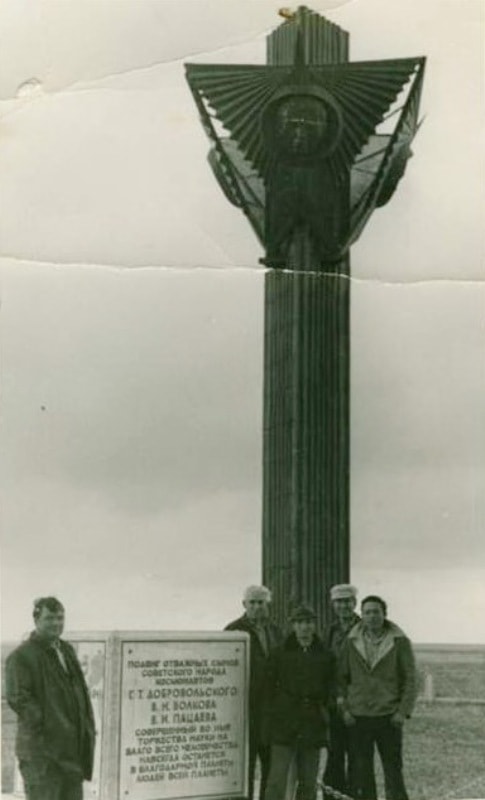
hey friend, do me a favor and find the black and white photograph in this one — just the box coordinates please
[1,1,483,799]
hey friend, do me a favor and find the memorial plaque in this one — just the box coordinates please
[118,635,249,800]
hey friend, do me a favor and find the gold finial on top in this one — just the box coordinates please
[278,8,296,20]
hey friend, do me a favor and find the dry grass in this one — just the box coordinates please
[374,704,485,800]
[418,662,485,700]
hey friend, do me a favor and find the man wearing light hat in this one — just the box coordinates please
[327,584,360,654]
[323,584,362,797]
[263,604,334,800]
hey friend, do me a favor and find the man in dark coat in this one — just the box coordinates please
[323,584,362,796]
[6,596,96,800]
[263,605,335,800]
[225,585,283,800]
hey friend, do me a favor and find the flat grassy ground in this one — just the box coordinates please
[416,647,485,701]
[373,704,485,800]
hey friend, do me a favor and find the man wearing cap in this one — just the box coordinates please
[263,605,334,800]
[338,595,417,800]
[6,597,96,800]
[323,584,361,796]
[225,586,283,800]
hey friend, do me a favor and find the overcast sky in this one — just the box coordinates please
[1,0,483,644]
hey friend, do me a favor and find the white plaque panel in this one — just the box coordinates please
[118,637,248,800]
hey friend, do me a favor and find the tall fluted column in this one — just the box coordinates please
[262,227,350,629]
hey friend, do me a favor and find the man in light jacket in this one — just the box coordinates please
[337,595,417,800]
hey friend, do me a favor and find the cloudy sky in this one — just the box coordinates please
[1,0,483,644]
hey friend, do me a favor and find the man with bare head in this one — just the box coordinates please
[225,586,283,800]
[338,595,417,800]
[6,597,95,800]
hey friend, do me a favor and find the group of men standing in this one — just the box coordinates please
[225,584,417,800]
[6,587,416,800]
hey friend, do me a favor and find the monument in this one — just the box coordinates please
[185,6,425,626]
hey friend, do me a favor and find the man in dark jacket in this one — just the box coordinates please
[6,596,96,800]
[263,605,335,800]
[323,583,361,796]
[225,585,283,800]
[338,595,417,800]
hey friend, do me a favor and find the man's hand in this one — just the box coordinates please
[342,710,356,727]
[391,711,406,727]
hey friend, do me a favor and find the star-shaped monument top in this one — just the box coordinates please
[185,6,425,262]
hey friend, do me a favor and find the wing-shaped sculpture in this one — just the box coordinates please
[185,27,425,265]
[186,58,421,180]
[348,58,425,248]
[208,141,265,243]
